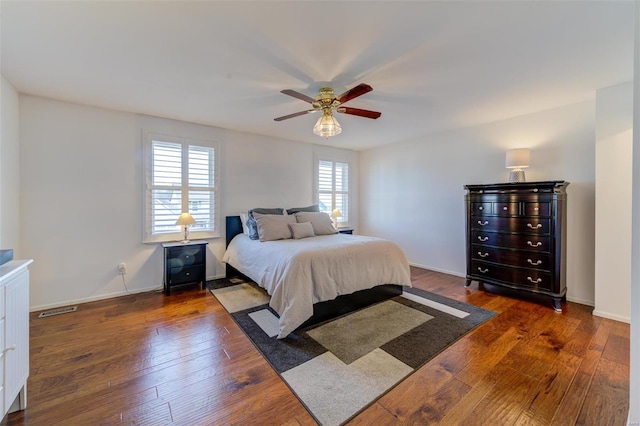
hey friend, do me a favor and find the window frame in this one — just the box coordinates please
[314,155,351,227]
[142,131,220,243]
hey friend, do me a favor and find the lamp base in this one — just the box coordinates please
[509,170,526,183]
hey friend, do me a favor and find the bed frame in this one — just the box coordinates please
[225,215,403,328]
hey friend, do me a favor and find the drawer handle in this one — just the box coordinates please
[478,236,489,242]
[478,252,489,258]
[527,277,542,284]
[186,272,190,276]
[528,259,542,266]
[534,207,540,211]
[478,206,484,211]
[527,241,542,247]
[477,220,489,226]
[527,223,542,229]
[185,255,190,259]
[503,206,508,211]
[477,267,489,273]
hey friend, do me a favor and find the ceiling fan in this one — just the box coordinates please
[274,83,382,139]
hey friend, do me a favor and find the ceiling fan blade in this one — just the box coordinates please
[336,107,381,119]
[336,83,373,104]
[280,89,316,104]
[274,110,316,121]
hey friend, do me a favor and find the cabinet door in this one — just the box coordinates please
[4,269,29,411]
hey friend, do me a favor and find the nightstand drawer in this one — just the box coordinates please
[167,246,204,267]
[168,265,204,285]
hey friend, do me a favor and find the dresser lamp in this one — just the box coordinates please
[331,209,343,229]
[506,148,530,183]
[175,212,196,243]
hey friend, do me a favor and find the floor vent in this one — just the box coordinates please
[38,306,78,318]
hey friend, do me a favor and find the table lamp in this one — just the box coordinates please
[331,209,342,229]
[175,212,196,243]
[506,148,530,183]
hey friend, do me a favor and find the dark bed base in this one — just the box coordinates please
[225,215,404,329]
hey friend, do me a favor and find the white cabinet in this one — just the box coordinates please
[0,260,32,418]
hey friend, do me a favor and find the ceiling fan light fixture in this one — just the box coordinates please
[313,110,342,139]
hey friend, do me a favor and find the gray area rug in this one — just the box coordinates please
[210,279,494,426]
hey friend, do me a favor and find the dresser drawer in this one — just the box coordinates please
[472,245,551,270]
[471,202,492,215]
[471,217,550,234]
[470,261,553,291]
[168,265,204,285]
[495,202,519,216]
[525,202,550,217]
[472,231,550,252]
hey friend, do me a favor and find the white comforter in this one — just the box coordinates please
[222,233,412,338]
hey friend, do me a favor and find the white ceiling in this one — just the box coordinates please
[1,1,634,151]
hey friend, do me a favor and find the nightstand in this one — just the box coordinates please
[162,241,208,295]
[337,228,354,235]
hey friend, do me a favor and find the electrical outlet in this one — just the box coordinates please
[118,263,127,274]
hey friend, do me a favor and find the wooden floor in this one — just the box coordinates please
[3,267,629,425]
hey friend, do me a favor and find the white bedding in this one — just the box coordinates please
[222,233,412,338]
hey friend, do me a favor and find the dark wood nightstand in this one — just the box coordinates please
[162,241,208,295]
[337,228,354,235]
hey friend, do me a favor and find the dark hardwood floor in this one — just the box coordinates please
[3,267,629,425]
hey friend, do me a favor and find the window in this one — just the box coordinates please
[143,132,219,243]
[316,159,349,225]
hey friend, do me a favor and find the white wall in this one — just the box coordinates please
[628,3,639,423]
[19,95,356,310]
[0,75,22,254]
[594,82,633,322]
[360,100,596,305]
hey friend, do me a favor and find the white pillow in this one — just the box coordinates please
[253,212,296,242]
[294,211,337,235]
[289,221,315,239]
[240,213,250,235]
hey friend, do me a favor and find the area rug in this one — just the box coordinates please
[210,278,494,426]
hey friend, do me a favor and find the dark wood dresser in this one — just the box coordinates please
[162,241,208,295]
[464,181,569,311]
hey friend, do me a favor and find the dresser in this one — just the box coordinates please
[162,241,208,295]
[464,181,568,311]
[0,259,32,418]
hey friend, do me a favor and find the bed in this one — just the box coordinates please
[223,215,411,338]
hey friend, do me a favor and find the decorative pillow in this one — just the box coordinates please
[253,212,296,242]
[247,208,284,240]
[240,213,250,235]
[289,221,315,239]
[294,211,337,235]
[286,204,320,215]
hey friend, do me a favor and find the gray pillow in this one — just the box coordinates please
[286,204,320,215]
[294,211,337,235]
[253,212,296,242]
[289,221,315,239]
[247,208,284,240]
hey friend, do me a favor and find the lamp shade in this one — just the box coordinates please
[175,212,196,226]
[505,148,530,169]
[331,209,343,219]
[313,111,342,139]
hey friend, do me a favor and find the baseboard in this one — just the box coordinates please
[592,309,630,324]
[30,275,228,313]
[566,296,594,307]
[408,262,465,278]
[29,285,164,313]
